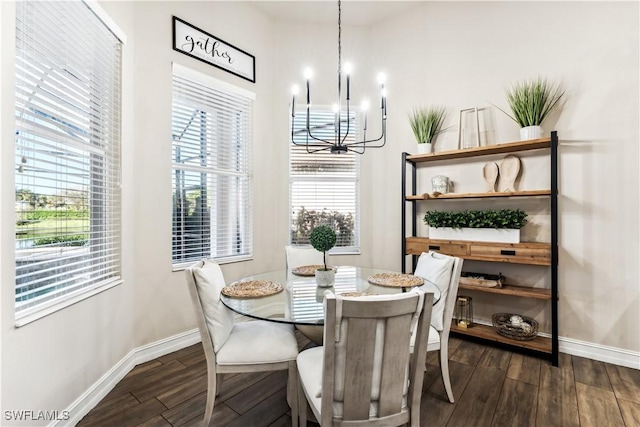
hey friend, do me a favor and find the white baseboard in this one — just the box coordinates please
[559,336,640,369]
[56,328,200,427]
[471,319,640,369]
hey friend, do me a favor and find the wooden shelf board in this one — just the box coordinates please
[404,237,552,266]
[404,251,551,266]
[458,284,551,300]
[406,237,551,249]
[406,138,551,163]
[457,255,551,266]
[450,322,552,354]
[406,190,551,201]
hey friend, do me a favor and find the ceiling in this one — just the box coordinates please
[247,1,419,26]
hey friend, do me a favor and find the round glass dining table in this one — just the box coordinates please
[221,266,440,344]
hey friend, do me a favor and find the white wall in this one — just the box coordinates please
[0,1,638,423]
[127,0,280,347]
[362,1,639,352]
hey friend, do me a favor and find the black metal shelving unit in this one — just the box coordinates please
[401,131,559,366]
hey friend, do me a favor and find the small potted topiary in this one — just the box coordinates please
[309,225,337,287]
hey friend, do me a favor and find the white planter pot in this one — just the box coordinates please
[416,143,433,154]
[429,227,520,243]
[315,268,335,288]
[520,126,543,140]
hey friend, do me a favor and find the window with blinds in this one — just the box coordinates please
[172,64,253,266]
[14,0,123,317]
[290,110,360,253]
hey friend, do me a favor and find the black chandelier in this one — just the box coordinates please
[290,0,387,155]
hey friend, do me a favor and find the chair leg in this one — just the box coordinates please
[298,372,307,427]
[288,361,299,427]
[439,346,455,403]
[216,373,223,396]
[203,367,218,426]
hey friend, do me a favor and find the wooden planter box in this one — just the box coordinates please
[428,227,520,244]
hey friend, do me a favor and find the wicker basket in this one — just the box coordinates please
[492,313,538,341]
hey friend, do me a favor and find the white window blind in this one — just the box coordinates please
[290,110,360,252]
[172,65,253,266]
[14,0,122,316]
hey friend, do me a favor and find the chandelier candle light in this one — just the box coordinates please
[290,0,387,154]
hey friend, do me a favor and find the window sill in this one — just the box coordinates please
[330,249,361,256]
[15,279,123,327]
[172,256,254,272]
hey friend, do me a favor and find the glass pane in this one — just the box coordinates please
[14,0,122,311]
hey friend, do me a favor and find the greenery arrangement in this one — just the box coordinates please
[408,106,447,144]
[15,188,91,248]
[291,207,354,247]
[309,225,337,270]
[496,77,565,128]
[424,209,527,229]
[21,209,88,220]
[33,234,88,247]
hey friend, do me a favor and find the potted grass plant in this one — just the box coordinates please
[409,106,447,154]
[309,225,337,287]
[496,77,565,140]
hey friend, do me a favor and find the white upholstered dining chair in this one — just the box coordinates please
[285,244,324,271]
[185,259,299,426]
[412,251,464,403]
[297,289,434,427]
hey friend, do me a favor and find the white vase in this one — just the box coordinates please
[416,143,433,154]
[429,227,520,244]
[315,268,335,288]
[519,126,543,140]
[431,175,451,194]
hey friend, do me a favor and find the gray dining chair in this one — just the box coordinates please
[296,289,434,427]
[412,251,464,403]
[185,259,299,426]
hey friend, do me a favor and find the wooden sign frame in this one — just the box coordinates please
[172,16,255,83]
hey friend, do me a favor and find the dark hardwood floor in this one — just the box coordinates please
[79,333,640,426]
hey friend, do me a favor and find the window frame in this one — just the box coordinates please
[171,63,254,270]
[288,107,361,254]
[13,0,125,326]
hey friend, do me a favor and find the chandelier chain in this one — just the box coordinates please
[338,0,341,75]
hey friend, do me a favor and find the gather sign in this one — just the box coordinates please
[172,16,255,83]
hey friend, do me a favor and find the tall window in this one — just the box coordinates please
[289,110,360,253]
[14,0,123,319]
[171,65,253,266]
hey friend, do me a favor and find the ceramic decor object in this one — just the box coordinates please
[483,162,499,192]
[499,155,521,192]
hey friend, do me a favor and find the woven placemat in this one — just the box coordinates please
[339,292,376,298]
[368,273,424,288]
[291,265,326,276]
[222,280,283,298]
